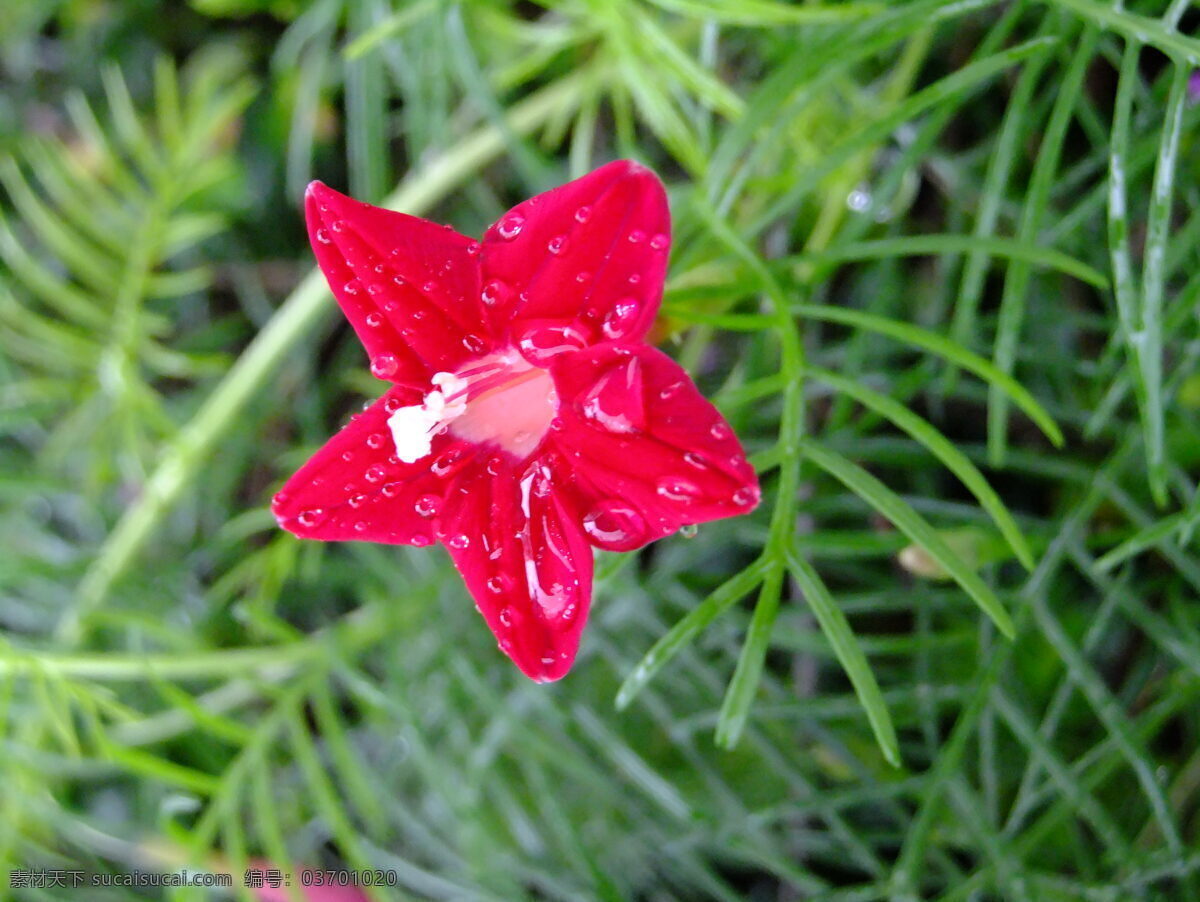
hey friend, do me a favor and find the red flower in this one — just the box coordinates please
[272,161,760,681]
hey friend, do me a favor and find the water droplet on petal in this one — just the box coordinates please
[315,228,331,244]
[579,357,645,433]
[330,220,346,233]
[462,333,487,354]
[650,233,669,251]
[481,279,509,307]
[498,605,514,625]
[431,447,466,478]
[384,397,402,413]
[496,214,524,239]
[448,534,470,550]
[411,534,431,547]
[710,422,731,440]
[414,494,441,518]
[680,523,698,538]
[659,380,685,401]
[370,354,399,379]
[733,486,760,507]
[575,271,591,284]
[486,456,502,476]
[656,476,701,504]
[574,205,591,223]
[582,500,649,551]
[421,280,436,293]
[298,508,323,528]
[518,323,588,364]
[354,520,368,533]
[602,299,640,339]
[466,241,481,256]
[341,450,354,462]
[627,229,645,244]
[343,279,361,295]
[547,234,568,255]
[348,494,367,509]
[627,273,641,285]
[365,312,383,328]
[488,577,508,595]
[684,451,708,469]
[365,464,387,483]
[381,481,400,498]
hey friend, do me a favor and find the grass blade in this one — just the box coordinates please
[786,547,901,767]
[615,558,771,710]
[805,364,1035,570]
[1138,63,1190,505]
[798,437,1015,638]
[714,567,784,749]
[793,303,1063,448]
[988,24,1092,466]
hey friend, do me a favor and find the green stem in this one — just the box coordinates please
[9,601,389,681]
[0,645,312,681]
[692,199,807,748]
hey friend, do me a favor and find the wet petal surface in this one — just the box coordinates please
[480,160,669,356]
[306,182,490,381]
[439,454,592,682]
[272,385,472,547]
[549,343,759,547]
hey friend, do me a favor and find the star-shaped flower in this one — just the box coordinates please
[272,160,760,681]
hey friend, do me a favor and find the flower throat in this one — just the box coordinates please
[387,349,558,463]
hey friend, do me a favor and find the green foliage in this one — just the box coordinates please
[3,0,1200,899]
[0,51,253,490]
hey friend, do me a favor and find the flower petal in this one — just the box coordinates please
[439,453,592,682]
[272,385,473,546]
[480,160,669,357]
[549,343,759,549]
[305,182,492,381]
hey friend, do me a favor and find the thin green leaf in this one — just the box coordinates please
[798,437,1015,638]
[1046,0,1200,64]
[786,548,901,767]
[615,558,771,710]
[805,365,1034,570]
[793,303,1064,447]
[715,567,784,749]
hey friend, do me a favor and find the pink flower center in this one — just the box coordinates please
[388,349,558,463]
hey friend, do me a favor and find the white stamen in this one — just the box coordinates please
[386,351,558,464]
[387,372,468,463]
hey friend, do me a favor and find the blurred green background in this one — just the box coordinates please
[2,0,1200,899]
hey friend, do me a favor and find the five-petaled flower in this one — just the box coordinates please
[272,161,760,681]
